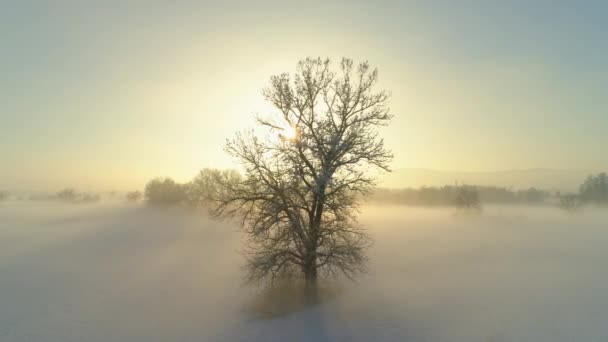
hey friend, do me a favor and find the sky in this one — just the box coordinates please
[1,0,607,191]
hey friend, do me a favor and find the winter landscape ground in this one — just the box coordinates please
[2,201,607,342]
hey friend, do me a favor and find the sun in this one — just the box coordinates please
[281,125,297,140]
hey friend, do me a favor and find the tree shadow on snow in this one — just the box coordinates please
[243,279,344,320]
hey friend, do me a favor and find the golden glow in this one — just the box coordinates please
[281,125,297,140]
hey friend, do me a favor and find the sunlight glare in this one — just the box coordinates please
[281,124,297,140]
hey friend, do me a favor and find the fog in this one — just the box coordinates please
[2,202,607,341]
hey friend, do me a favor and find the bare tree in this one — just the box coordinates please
[216,57,393,288]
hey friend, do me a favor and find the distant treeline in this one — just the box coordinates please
[2,171,606,210]
[22,188,102,203]
[143,169,241,207]
[4,189,122,203]
[371,172,608,208]
[371,185,549,206]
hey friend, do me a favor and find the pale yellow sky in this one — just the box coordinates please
[2,1,607,191]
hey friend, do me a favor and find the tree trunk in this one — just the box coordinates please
[303,251,318,301]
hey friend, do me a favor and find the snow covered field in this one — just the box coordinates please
[1,202,608,342]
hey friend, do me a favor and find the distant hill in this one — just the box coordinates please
[379,168,599,192]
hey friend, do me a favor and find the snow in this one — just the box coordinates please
[1,202,608,341]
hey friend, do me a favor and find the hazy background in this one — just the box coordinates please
[2,0,607,191]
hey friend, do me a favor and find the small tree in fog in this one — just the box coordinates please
[126,191,142,202]
[0,191,7,201]
[454,185,481,210]
[216,58,393,287]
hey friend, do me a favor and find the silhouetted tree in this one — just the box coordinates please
[126,191,142,202]
[0,191,7,201]
[216,58,393,289]
[144,178,187,206]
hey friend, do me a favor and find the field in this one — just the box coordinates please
[1,202,607,341]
